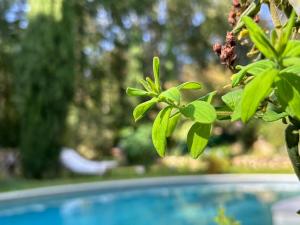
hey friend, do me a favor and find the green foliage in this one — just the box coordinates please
[177,82,202,90]
[240,68,278,122]
[262,110,288,122]
[187,123,211,158]
[128,7,300,163]
[242,16,277,59]
[153,56,161,92]
[231,60,275,87]
[152,106,173,157]
[166,112,180,137]
[232,12,300,122]
[214,208,240,225]
[127,58,216,158]
[221,89,243,111]
[275,73,300,119]
[133,98,158,122]
[119,124,157,166]
[15,0,76,178]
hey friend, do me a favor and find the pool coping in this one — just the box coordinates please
[0,174,298,204]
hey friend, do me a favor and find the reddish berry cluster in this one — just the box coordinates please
[213,32,237,67]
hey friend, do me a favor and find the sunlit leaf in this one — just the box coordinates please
[282,40,300,57]
[222,89,243,111]
[166,112,180,137]
[187,122,211,159]
[231,60,275,87]
[153,57,161,91]
[277,11,296,53]
[242,16,277,59]
[180,100,216,124]
[241,68,279,122]
[126,87,150,97]
[146,77,158,93]
[177,82,202,90]
[231,100,242,121]
[152,106,172,156]
[133,98,157,122]
[282,57,300,67]
[280,65,300,74]
[159,87,181,104]
[139,79,152,92]
[275,73,300,119]
[262,110,288,122]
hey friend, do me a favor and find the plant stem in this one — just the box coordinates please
[285,124,300,180]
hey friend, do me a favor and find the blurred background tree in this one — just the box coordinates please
[14,0,76,178]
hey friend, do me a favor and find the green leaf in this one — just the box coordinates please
[187,122,211,158]
[159,87,181,104]
[262,110,288,122]
[180,100,216,124]
[277,11,296,53]
[282,57,300,67]
[221,89,243,111]
[177,82,202,90]
[126,87,150,97]
[198,91,217,104]
[139,79,152,92]
[242,16,277,59]
[133,98,157,122]
[231,100,242,121]
[166,112,180,137]
[146,77,158,93]
[270,29,277,46]
[275,73,300,119]
[153,57,161,91]
[282,40,300,58]
[241,68,279,122]
[152,106,172,156]
[280,65,300,74]
[231,60,275,87]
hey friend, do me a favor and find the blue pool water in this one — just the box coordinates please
[0,182,299,225]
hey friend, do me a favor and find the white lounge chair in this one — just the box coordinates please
[60,147,118,175]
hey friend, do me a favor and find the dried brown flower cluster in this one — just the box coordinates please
[228,0,260,26]
[213,32,237,67]
[228,0,241,26]
[213,0,262,67]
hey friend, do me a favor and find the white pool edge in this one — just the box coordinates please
[0,174,298,204]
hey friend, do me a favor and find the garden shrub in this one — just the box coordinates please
[119,123,157,166]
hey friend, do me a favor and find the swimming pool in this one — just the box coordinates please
[0,175,299,225]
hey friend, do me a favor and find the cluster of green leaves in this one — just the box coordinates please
[214,208,240,225]
[127,11,300,160]
[228,12,300,124]
[127,57,216,158]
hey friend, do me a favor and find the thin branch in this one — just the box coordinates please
[285,124,300,180]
